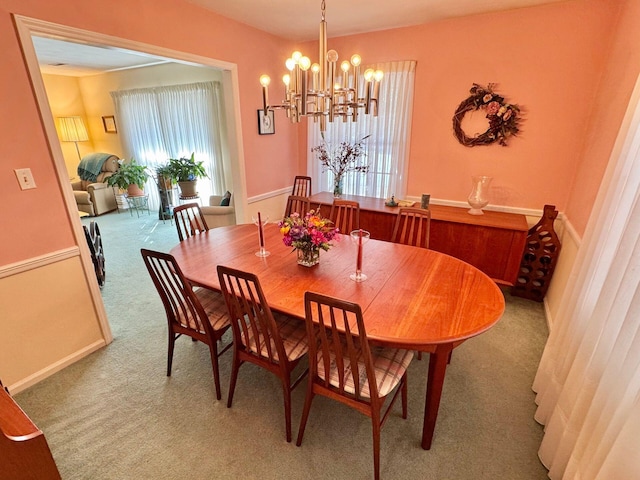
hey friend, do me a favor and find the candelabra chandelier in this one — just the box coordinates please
[259,0,384,131]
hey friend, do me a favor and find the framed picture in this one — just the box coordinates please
[102,115,117,133]
[257,109,275,135]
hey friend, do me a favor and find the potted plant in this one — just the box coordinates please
[106,158,150,197]
[166,153,208,198]
[155,163,174,191]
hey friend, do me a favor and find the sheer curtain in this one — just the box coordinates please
[532,79,640,479]
[307,60,416,199]
[111,81,226,209]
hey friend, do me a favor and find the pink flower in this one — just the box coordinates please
[486,101,500,116]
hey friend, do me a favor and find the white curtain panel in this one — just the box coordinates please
[307,60,416,199]
[111,81,226,209]
[532,79,640,479]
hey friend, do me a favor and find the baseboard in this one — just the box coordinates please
[6,339,106,394]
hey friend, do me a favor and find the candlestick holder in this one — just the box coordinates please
[349,229,370,282]
[252,214,270,257]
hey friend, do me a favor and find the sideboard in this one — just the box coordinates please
[309,192,528,286]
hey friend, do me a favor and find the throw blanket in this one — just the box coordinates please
[77,153,115,181]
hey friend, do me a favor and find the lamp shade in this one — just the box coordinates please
[57,116,89,142]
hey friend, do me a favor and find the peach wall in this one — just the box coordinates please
[0,0,298,265]
[565,0,640,234]
[298,0,618,220]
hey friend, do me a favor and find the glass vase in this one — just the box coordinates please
[467,175,493,215]
[297,248,320,267]
[333,175,343,198]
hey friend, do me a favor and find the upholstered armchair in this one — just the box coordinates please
[201,193,236,228]
[71,154,120,216]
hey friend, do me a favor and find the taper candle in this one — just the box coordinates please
[356,229,363,272]
[258,212,265,248]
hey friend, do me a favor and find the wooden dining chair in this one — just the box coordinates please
[297,292,413,480]
[391,207,431,249]
[291,175,312,197]
[284,195,312,219]
[173,202,209,242]
[217,265,309,442]
[141,249,232,400]
[330,199,360,234]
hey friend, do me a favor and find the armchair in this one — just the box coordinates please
[71,154,120,216]
[201,193,236,228]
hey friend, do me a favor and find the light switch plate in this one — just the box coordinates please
[15,168,37,190]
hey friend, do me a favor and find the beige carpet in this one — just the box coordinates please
[15,210,550,479]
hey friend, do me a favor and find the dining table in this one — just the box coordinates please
[169,222,505,450]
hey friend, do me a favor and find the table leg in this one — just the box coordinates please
[421,343,453,450]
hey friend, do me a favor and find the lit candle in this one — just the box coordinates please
[258,212,265,248]
[356,229,363,273]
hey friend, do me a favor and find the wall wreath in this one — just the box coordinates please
[452,83,521,147]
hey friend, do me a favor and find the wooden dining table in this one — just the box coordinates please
[169,223,505,449]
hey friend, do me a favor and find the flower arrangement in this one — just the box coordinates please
[311,134,371,197]
[278,210,338,266]
[452,83,521,147]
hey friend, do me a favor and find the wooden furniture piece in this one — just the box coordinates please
[0,381,61,480]
[291,175,312,197]
[284,195,312,219]
[169,224,505,449]
[330,199,360,233]
[173,203,209,242]
[297,292,412,480]
[512,204,561,301]
[140,249,232,400]
[82,221,105,287]
[309,192,528,285]
[391,207,431,249]
[217,266,309,442]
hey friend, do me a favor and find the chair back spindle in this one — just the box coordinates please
[391,207,431,249]
[330,200,360,234]
[173,203,209,241]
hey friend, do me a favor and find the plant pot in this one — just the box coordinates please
[127,184,145,197]
[178,180,198,198]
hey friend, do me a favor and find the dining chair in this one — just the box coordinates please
[291,175,312,197]
[330,199,360,234]
[391,206,431,249]
[217,265,309,442]
[173,202,209,242]
[141,249,232,400]
[297,291,413,480]
[284,195,312,219]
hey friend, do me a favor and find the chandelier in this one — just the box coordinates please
[259,0,383,131]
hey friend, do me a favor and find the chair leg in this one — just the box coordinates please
[401,374,408,419]
[227,352,241,408]
[371,411,382,480]
[207,343,222,401]
[282,379,292,443]
[167,332,176,376]
[296,383,315,446]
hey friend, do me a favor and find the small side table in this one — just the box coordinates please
[178,194,202,206]
[125,194,150,218]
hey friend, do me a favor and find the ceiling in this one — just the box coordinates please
[33,0,568,77]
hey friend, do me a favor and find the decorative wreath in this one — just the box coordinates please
[452,83,521,147]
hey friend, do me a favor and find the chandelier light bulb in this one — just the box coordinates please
[311,63,320,73]
[259,74,271,87]
[285,58,295,71]
[374,70,384,81]
[326,49,339,63]
[364,69,374,81]
[291,51,303,62]
[299,56,312,71]
[350,54,361,66]
[340,60,350,72]
[282,74,291,86]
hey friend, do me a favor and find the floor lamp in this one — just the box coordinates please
[57,116,89,161]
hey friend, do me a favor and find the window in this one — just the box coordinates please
[307,60,416,199]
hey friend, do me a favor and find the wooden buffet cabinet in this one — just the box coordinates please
[309,192,528,286]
